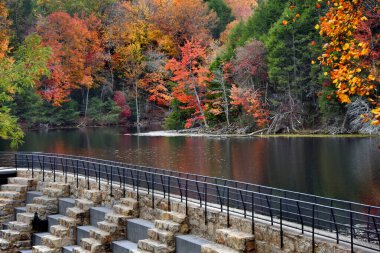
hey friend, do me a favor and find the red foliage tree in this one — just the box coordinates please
[113,91,132,122]
[166,40,212,128]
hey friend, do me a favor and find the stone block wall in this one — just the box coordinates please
[16,169,370,253]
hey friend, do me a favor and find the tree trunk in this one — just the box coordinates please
[84,86,90,119]
[193,87,209,128]
[221,79,230,126]
[135,81,140,133]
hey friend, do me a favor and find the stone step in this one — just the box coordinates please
[32,232,50,246]
[113,205,136,217]
[8,177,37,189]
[72,246,90,253]
[59,198,76,215]
[48,214,65,232]
[160,211,187,224]
[80,237,109,252]
[1,184,28,193]
[42,234,73,248]
[8,221,31,232]
[42,188,69,198]
[63,245,78,253]
[59,216,78,228]
[138,239,174,253]
[127,219,154,243]
[120,198,139,209]
[148,228,174,246]
[0,198,20,206]
[77,225,96,245]
[90,207,112,227]
[83,190,102,205]
[0,229,21,242]
[215,229,254,252]
[201,243,239,253]
[129,249,150,253]
[154,220,182,233]
[27,191,43,204]
[75,199,94,211]
[50,225,70,238]
[112,240,137,253]
[2,222,9,229]
[26,204,47,219]
[105,213,129,226]
[17,212,35,225]
[15,206,27,220]
[66,207,89,224]
[89,228,112,244]
[33,196,58,214]
[0,191,22,200]
[176,234,210,253]
[32,245,61,253]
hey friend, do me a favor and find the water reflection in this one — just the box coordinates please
[0,127,379,205]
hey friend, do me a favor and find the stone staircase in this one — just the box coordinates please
[32,190,103,253]
[72,195,140,253]
[0,177,37,227]
[0,182,70,252]
[132,210,190,253]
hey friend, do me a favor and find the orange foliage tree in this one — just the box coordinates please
[0,1,10,57]
[224,0,257,21]
[36,12,103,111]
[150,0,217,47]
[166,40,213,128]
[318,0,380,123]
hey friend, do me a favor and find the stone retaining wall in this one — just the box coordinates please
[16,169,372,253]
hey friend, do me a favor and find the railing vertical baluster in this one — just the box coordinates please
[152,174,155,208]
[87,162,90,190]
[297,202,304,234]
[367,207,371,242]
[131,170,135,191]
[31,155,34,178]
[76,160,79,188]
[227,187,230,228]
[266,196,273,225]
[110,166,113,197]
[123,168,126,198]
[26,155,30,171]
[137,171,139,201]
[240,190,246,218]
[280,198,283,249]
[98,164,101,190]
[372,216,380,250]
[312,205,315,253]
[42,156,45,181]
[331,208,339,243]
[251,192,255,234]
[185,179,188,216]
[177,178,183,202]
[168,177,171,212]
[196,180,202,207]
[145,172,149,194]
[53,157,56,182]
[205,183,207,225]
[14,154,18,170]
[350,211,354,253]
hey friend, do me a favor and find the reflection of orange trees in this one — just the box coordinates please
[318,0,380,124]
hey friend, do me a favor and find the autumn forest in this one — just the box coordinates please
[0,0,379,146]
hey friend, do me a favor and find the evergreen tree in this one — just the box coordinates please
[206,0,235,38]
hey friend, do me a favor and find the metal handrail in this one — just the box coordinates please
[5,152,380,252]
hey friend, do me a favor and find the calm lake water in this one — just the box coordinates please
[1,127,379,206]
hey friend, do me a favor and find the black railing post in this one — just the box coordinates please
[87,162,90,190]
[185,179,188,216]
[227,187,230,228]
[98,164,101,191]
[372,216,380,250]
[280,198,283,249]
[331,208,339,243]
[251,191,255,234]
[31,155,34,178]
[76,160,79,188]
[14,154,18,171]
[42,156,45,182]
[110,166,113,197]
[205,183,208,225]
[350,211,354,253]
[168,177,171,212]
[312,205,315,253]
[53,157,56,182]
[123,168,126,198]
[297,202,304,234]
[137,171,140,201]
[152,174,155,208]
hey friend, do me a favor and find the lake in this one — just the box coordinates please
[1,127,379,206]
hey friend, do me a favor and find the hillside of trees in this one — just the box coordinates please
[0,0,379,146]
